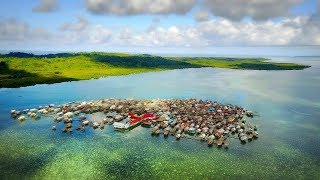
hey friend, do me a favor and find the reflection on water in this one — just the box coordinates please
[0,57,319,179]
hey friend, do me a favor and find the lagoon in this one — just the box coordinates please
[0,56,319,179]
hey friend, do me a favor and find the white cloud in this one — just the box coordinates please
[0,17,112,46]
[113,25,204,47]
[195,16,319,46]
[60,15,89,32]
[84,0,305,21]
[195,11,210,22]
[118,27,132,40]
[0,19,29,40]
[33,0,58,12]
[1,15,320,50]
[57,15,112,44]
[0,19,52,43]
[203,0,303,21]
[88,25,112,44]
[113,16,320,47]
[85,0,195,15]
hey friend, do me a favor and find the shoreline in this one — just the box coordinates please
[0,52,311,88]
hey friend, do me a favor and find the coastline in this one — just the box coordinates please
[0,52,311,88]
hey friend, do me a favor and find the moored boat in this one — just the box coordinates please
[163,128,170,136]
[176,133,181,139]
[207,135,215,146]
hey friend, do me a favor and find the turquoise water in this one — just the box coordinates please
[0,57,319,179]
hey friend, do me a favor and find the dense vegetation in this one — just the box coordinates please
[0,52,310,88]
[94,54,199,69]
[0,61,75,88]
[174,57,310,70]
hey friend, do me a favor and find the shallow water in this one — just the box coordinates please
[0,57,319,179]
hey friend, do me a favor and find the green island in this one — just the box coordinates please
[0,52,310,88]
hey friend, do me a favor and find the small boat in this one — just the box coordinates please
[223,130,230,136]
[10,110,17,115]
[253,131,259,138]
[54,116,63,122]
[207,135,215,146]
[184,126,189,133]
[64,112,74,118]
[246,111,254,117]
[65,123,72,128]
[103,118,114,125]
[224,141,229,149]
[176,133,181,139]
[163,129,169,136]
[64,118,72,124]
[62,127,72,133]
[151,126,159,134]
[76,125,83,131]
[238,129,244,134]
[246,128,253,134]
[176,129,182,134]
[207,138,214,146]
[240,123,245,129]
[79,115,86,120]
[67,128,72,133]
[92,122,99,129]
[18,116,26,122]
[217,138,223,147]
[51,125,56,131]
[208,134,215,140]
[240,135,247,143]
[199,133,206,141]
[236,125,241,130]
[99,122,105,129]
[114,114,124,122]
[30,109,37,113]
[155,129,160,135]
[62,127,67,132]
[82,120,89,126]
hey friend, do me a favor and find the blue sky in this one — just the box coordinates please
[0,0,319,56]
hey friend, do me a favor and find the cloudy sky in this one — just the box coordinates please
[0,0,319,56]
